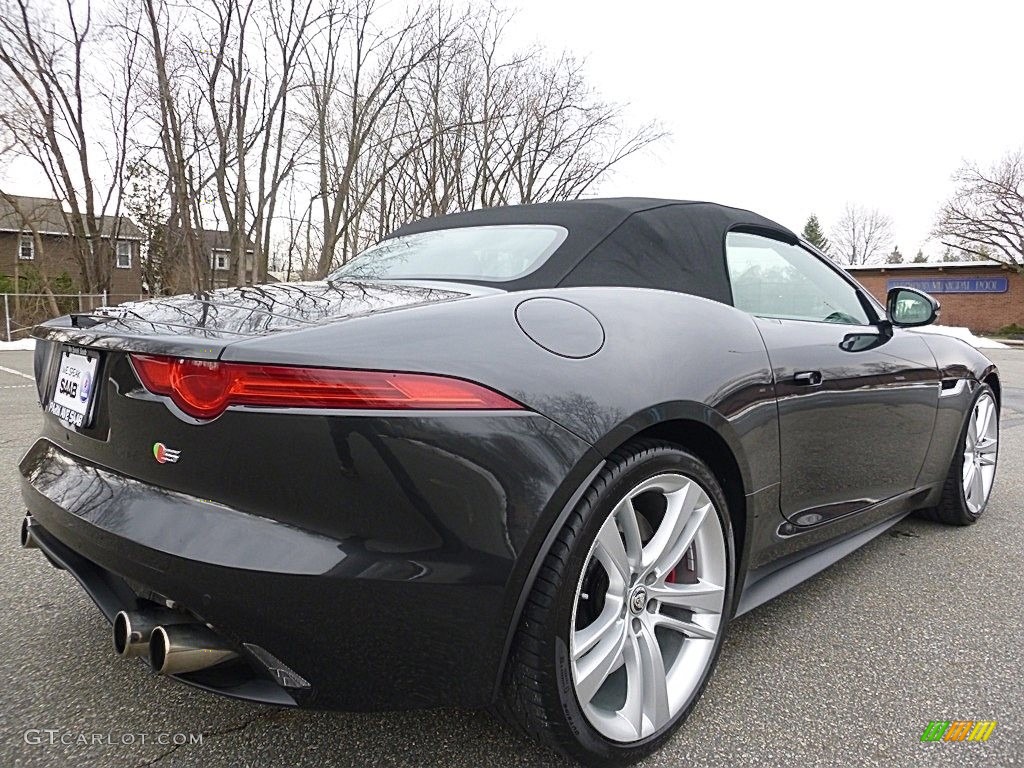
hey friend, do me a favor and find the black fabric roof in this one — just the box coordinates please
[386,198,797,302]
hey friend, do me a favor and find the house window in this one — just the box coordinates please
[115,240,132,269]
[211,251,229,270]
[19,234,34,260]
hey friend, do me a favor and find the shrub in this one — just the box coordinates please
[0,266,81,335]
[995,323,1024,338]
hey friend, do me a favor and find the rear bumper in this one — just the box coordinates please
[19,411,593,709]
[22,514,297,706]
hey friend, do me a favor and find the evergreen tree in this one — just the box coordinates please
[912,249,928,263]
[801,214,831,253]
[941,245,989,262]
[886,246,903,264]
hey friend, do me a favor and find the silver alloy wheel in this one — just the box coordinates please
[569,473,726,743]
[963,392,998,515]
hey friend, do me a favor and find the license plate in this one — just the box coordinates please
[48,346,100,428]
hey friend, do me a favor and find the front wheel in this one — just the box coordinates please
[922,384,999,526]
[499,441,734,766]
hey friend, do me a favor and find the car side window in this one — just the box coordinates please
[725,231,871,325]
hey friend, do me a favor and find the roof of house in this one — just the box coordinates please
[0,193,142,239]
[845,260,1005,271]
[199,229,256,253]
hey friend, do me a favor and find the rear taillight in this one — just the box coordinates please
[129,354,523,419]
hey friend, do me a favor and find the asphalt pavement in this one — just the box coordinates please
[1,348,1022,767]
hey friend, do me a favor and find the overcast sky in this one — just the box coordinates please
[509,0,1024,258]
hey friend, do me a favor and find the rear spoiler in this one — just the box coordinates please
[33,315,238,361]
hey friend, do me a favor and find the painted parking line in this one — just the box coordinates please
[0,365,33,381]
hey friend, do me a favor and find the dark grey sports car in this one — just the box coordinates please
[19,199,999,766]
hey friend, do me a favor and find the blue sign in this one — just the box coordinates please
[886,277,1008,294]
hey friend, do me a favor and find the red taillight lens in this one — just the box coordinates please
[129,354,523,419]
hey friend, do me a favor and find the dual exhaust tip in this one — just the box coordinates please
[20,516,39,550]
[21,517,236,676]
[114,610,237,675]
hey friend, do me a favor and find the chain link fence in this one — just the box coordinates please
[2,292,149,342]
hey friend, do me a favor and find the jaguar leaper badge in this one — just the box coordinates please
[153,442,181,464]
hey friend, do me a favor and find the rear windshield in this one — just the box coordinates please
[329,224,568,283]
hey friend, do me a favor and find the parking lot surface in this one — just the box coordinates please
[1,348,1022,767]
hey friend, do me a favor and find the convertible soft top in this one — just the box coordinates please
[387,198,798,303]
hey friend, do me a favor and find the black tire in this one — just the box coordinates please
[920,383,999,526]
[497,440,734,767]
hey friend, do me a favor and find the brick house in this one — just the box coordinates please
[0,194,144,298]
[199,229,258,288]
[847,260,1023,334]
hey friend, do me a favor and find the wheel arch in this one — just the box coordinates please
[983,369,1001,409]
[628,419,748,588]
[492,407,753,702]
[589,404,753,587]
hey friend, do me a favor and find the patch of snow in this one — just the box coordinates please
[0,338,36,351]
[912,325,1009,350]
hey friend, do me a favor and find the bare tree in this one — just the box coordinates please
[177,0,316,286]
[301,0,665,276]
[0,112,14,162]
[302,0,444,276]
[0,0,141,292]
[499,54,663,204]
[830,204,893,265]
[252,0,318,282]
[140,0,209,293]
[404,7,664,214]
[198,0,258,287]
[934,150,1024,271]
[4,0,667,289]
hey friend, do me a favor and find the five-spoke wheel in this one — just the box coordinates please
[962,391,998,515]
[500,442,733,766]
[570,473,726,742]
[923,383,999,526]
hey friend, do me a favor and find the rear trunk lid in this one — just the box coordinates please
[30,278,472,437]
[26,279,477,506]
[33,280,469,359]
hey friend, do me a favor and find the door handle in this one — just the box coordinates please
[793,370,823,386]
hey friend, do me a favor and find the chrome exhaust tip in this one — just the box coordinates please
[113,609,193,659]
[20,516,38,549]
[149,624,238,675]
